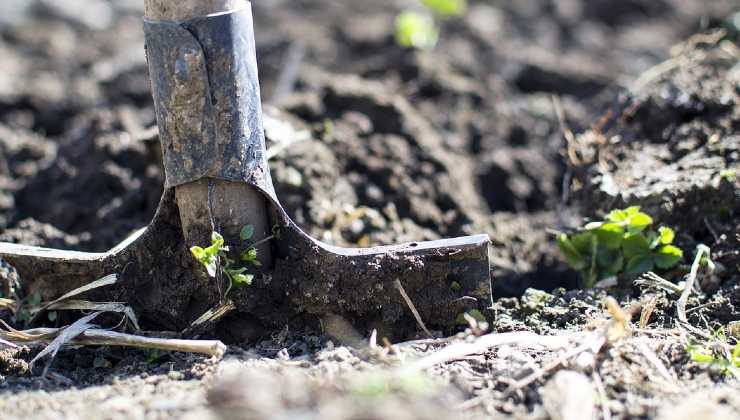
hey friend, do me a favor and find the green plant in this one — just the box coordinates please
[421,0,467,17]
[190,225,264,297]
[719,169,737,181]
[395,0,466,49]
[685,327,740,376]
[14,290,42,325]
[558,206,684,288]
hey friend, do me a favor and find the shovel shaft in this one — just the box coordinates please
[145,0,242,21]
[144,0,272,267]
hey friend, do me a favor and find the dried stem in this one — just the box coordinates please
[677,244,711,324]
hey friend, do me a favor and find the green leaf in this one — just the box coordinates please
[597,248,624,275]
[205,261,218,278]
[395,11,439,50]
[422,0,467,16]
[584,221,603,230]
[658,226,675,245]
[240,225,255,241]
[655,245,683,269]
[558,234,587,270]
[689,347,714,363]
[227,267,247,275]
[570,232,594,255]
[606,206,639,222]
[622,234,650,259]
[204,241,220,255]
[211,232,224,247]
[593,223,624,249]
[190,246,206,261]
[625,255,654,274]
[625,206,641,216]
[232,273,254,286]
[241,247,258,263]
[627,212,653,234]
[47,311,58,322]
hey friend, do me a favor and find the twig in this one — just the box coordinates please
[703,218,720,243]
[182,300,236,337]
[504,333,606,397]
[639,296,658,329]
[30,312,102,375]
[629,57,682,94]
[686,301,721,314]
[406,331,579,372]
[394,278,433,338]
[29,274,119,325]
[551,95,580,166]
[249,234,276,249]
[0,298,15,312]
[0,337,17,348]
[42,300,141,331]
[394,335,460,349]
[635,272,684,295]
[1,320,226,359]
[74,330,226,358]
[677,245,711,324]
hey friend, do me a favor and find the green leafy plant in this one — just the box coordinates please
[421,0,467,17]
[395,0,466,49]
[14,290,42,325]
[558,206,684,288]
[395,11,438,50]
[685,327,740,376]
[190,225,265,297]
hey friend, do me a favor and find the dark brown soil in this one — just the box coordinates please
[1,1,739,419]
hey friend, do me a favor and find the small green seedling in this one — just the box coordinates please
[395,11,438,50]
[395,0,466,50]
[14,290,42,325]
[685,327,740,376]
[719,169,737,181]
[421,0,467,17]
[190,225,264,296]
[558,206,684,288]
[146,348,164,363]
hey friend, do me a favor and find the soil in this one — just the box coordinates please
[1,0,739,419]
